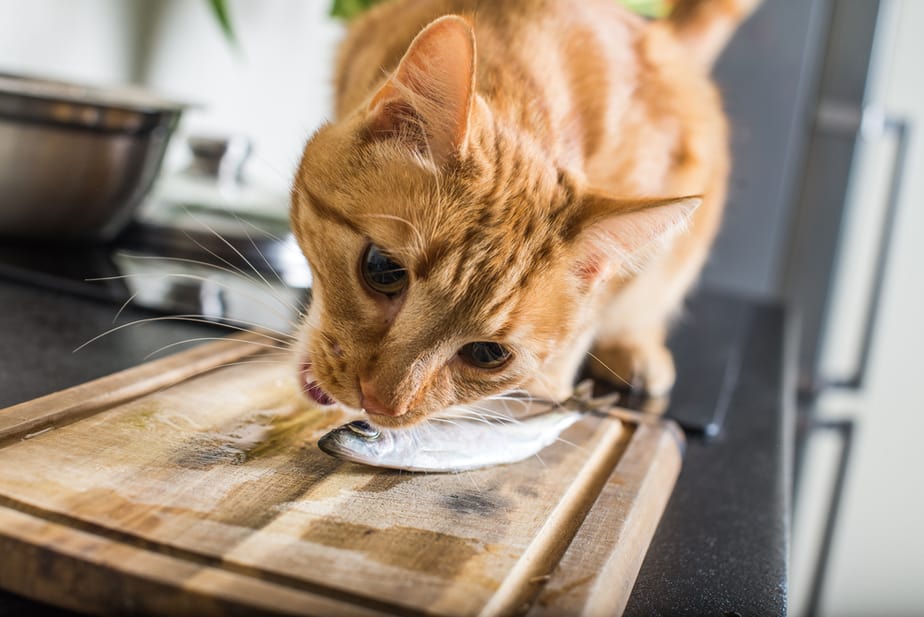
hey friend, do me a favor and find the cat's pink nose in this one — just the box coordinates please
[360,380,404,416]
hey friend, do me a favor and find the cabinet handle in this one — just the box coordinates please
[816,103,911,391]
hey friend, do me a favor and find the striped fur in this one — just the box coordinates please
[291,0,757,426]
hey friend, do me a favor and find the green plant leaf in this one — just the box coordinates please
[207,0,238,47]
[330,0,386,20]
[618,0,671,18]
[329,0,670,20]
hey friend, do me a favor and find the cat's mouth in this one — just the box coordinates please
[298,358,428,428]
[299,360,337,407]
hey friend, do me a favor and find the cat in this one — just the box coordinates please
[290,0,760,428]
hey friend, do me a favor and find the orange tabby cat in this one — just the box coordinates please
[291,0,759,427]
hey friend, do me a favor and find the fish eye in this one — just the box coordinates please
[348,420,381,440]
[361,244,408,297]
[459,342,512,369]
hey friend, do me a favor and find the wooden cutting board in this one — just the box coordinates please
[0,334,683,617]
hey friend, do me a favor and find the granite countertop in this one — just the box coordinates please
[0,278,791,615]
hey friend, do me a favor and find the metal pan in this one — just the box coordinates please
[0,73,185,241]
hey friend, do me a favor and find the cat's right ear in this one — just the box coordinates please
[365,15,476,165]
[569,194,702,285]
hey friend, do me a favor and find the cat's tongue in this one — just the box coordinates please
[305,381,336,406]
[300,360,337,406]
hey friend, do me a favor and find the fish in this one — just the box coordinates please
[317,411,581,473]
[316,382,619,473]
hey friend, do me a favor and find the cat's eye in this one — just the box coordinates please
[459,342,512,369]
[361,244,408,296]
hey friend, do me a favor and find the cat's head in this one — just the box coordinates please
[291,16,697,427]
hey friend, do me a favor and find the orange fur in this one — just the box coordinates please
[291,0,757,426]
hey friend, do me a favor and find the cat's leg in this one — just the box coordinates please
[588,146,729,396]
[589,323,674,396]
[524,322,599,402]
[588,185,719,396]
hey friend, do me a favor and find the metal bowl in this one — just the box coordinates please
[0,73,184,241]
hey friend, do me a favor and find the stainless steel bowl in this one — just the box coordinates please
[0,73,184,241]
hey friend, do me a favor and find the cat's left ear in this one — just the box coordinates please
[569,193,702,284]
[366,15,476,165]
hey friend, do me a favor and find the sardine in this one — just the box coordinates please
[317,411,581,473]
[316,383,618,473]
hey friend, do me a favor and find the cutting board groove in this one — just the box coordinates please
[0,493,440,616]
[0,332,271,448]
[0,336,682,617]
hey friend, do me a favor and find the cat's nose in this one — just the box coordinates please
[359,379,404,416]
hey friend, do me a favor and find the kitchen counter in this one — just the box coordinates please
[0,277,791,616]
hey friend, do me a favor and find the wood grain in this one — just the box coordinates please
[528,421,683,617]
[0,337,683,616]
[0,331,272,447]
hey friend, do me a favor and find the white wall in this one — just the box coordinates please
[139,0,343,189]
[0,0,138,83]
[0,0,344,192]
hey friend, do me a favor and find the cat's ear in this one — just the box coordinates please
[570,193,701,284]
[365,15,476,164]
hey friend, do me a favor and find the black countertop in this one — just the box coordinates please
[625,292,793,616]
[0,278,791,616]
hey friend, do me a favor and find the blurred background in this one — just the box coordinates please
[0,0,922,615]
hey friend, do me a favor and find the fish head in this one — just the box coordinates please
[317,420,400,465]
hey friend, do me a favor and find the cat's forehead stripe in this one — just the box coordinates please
[302,189,363,235]
[414,238,451,279]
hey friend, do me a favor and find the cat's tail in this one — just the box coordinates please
[667,0,762,68]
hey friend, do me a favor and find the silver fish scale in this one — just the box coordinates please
[316,380,618,473]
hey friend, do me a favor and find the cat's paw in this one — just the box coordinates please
[588,341,676,397]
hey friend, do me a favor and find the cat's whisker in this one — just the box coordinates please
[486,392,531,402]
[238,215,288,244]
[290,184,317,213]
[112,288,143,324]
[183,208,301,315]
[498,399,525,419]
[142,337,288,361]
[429,417,465,430]
[87,271,299,331]
[484,394,531,415]
[101,255,302,329]
[465,403,520,419]
[485,397,531,415]
[553,435,585,451]
[486,393,532,405]
[441,405,523,426]
[519,372,566,407]
[492,388,538,403]
[586,351,632,389]
[232,213,290,289]
[446,413,495,427]
[172,230,301,329]
[180,228,261,286]
[95,255,252,284]
[472,412,523,425]
[454,407,511,424]
[455,401,518,416]
[154,313,295,343]
[440,409,498,427]
[301,308,322,331]
[74,314,294,353]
